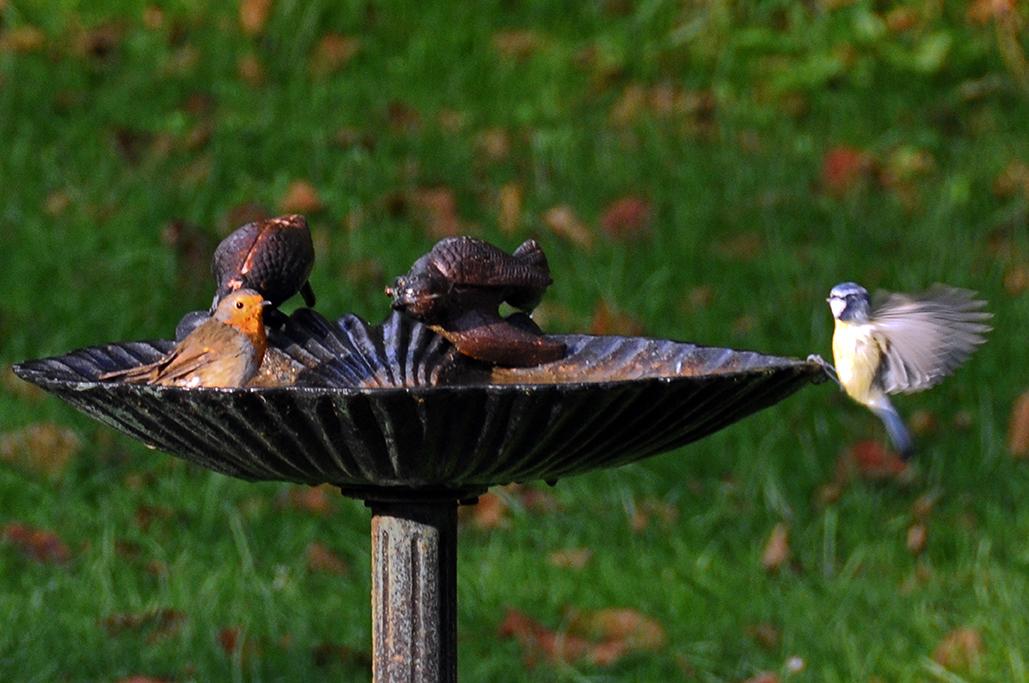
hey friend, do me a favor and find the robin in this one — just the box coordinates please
[817,282,991,458]
[100,289,270,388]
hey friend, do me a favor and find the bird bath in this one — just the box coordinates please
[15,308,822,681]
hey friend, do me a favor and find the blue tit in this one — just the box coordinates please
[823,282,991,459]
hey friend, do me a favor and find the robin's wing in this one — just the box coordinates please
[152,347,219,384]
[870,285,991,394]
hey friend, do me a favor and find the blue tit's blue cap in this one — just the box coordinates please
[828,282,869,300]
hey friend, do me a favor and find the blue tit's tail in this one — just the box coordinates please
[871,402,915,460]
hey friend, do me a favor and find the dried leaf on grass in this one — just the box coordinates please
[600,196,651,241]
[906,523,928,555]
[307,542,349,575]
[499,606,665,668]
[460,492,509,530]
[746,623,781,650]
[497,183,522,235]
[279,484,338,516]
[311,642,372,668]
[933,627,984,671]
[411,187,466,238]
[280,180,324,214]
[2,523,72,564]
[476,128,511,162]
[0,26,46,53]
[836,440,907,482]
[237,52,265,86]
[1008,390,1029,458]
[239,0,272,36]
[547,548,592,570]
[102,609,185,643]
[310,34,360,76]
[761,523,790,572]
[492,30,543,59]
[0,422,81,477]
[821,146,873,197]
[589,300,644,337]
[741,673,779,683]
[629,498,678,533]
[543,205,593,249]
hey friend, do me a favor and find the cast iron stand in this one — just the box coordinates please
[362,492,480,682]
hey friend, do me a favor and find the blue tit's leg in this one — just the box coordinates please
[807,354,840,387]
[870,399,915,460]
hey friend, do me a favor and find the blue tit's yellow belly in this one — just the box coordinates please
[832,320,881,405]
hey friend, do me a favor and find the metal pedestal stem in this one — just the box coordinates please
[369,499,458,683]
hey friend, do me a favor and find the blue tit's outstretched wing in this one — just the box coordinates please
[870,285,991,395]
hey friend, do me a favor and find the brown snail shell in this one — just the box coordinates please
[387,237,564,367]
[387,237,552,323]
[213,214,316,309]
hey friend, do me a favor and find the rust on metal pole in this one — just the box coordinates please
[370,499,458,683]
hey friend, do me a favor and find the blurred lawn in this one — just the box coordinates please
[2,1,1029,681]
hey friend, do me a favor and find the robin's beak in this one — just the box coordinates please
[262,300,273,308]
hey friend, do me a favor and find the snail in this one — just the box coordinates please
[176,214,316,339]
[387,237,565,367]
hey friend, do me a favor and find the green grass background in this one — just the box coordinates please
[2,1,1028,680]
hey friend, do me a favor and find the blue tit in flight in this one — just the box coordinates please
[820,282,991,459]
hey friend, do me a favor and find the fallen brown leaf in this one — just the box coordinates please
[933,627,984,671]
[568,607,667,651]
[499,608,591,667]
[600,196,651,241]
[0,26,46,53]
[0,422,81,478]
[411,187,464,238]
[967,0,1016,25]
[908,409,938,436]
[72,22,123,61]
[311,642,372,668]
[836,440,907,481]
[460,492,508,530]
[437,109,466,133]
[492,30,542,59]
[43,190,72,217]
[821,146,873,197]
[239,0,272,36]
[885,6,921,32]
[543,205,594,249]
[761,523,790,572]
[310,34,360,76]
[590,299,644,337]
[746,623,781,650]
[993,160,1029,199]
[629,498,678,533]
[102,609,185,643]
[2,523,71,564]
[307,542,349,575]
[1004,263,1028,295]
[280,180,324,214]
[906,523,928,555]
[547,548,592,570]
[497,183,523,235]
[741,674,779,683]
[387,100,421,133]
[476,128,511,162]
[1009,390,1029,457]
[142,6,165,30]
[714,231,764,261]
[237,52,265,86]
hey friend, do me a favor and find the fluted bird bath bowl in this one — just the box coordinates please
[15,309,822,681]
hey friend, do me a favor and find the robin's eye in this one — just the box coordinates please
[235,301,244,310]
